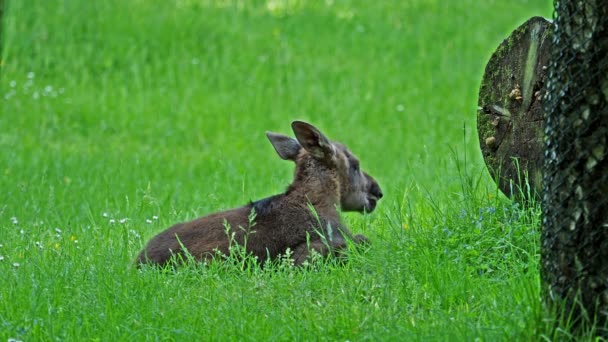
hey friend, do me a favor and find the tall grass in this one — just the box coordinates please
[0,0,561,340]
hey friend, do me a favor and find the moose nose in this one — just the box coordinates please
[371,182,383,199]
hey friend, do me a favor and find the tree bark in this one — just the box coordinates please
[477,17,552,201]
[542,0,608,335]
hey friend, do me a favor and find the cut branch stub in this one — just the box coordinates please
[477,16,552,200]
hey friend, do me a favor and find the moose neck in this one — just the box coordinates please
[286,159,341,218]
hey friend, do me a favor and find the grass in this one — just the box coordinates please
[0,0,568,340]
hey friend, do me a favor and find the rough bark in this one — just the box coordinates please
[542,0,608,335]
[477,17,552,200]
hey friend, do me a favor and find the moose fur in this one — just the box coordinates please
[136,121,382,267]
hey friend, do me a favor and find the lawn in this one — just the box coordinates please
[1,0,555,340]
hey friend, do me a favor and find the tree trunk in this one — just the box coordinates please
[477,17,552,201]
[542,0,608,335]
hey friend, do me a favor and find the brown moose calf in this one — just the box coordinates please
[136,121,382,267]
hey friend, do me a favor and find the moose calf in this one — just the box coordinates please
[136,121,382,267]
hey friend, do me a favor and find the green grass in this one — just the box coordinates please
[0,0,564,340]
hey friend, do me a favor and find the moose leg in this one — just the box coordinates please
[291,240,338,266]
[333,226,370,246]
[291,236,354,266]
[352,234,370,246]
[291,231,371,266]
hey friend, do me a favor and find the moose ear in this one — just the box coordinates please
[266,132,301,161]
[291,121,335,160]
